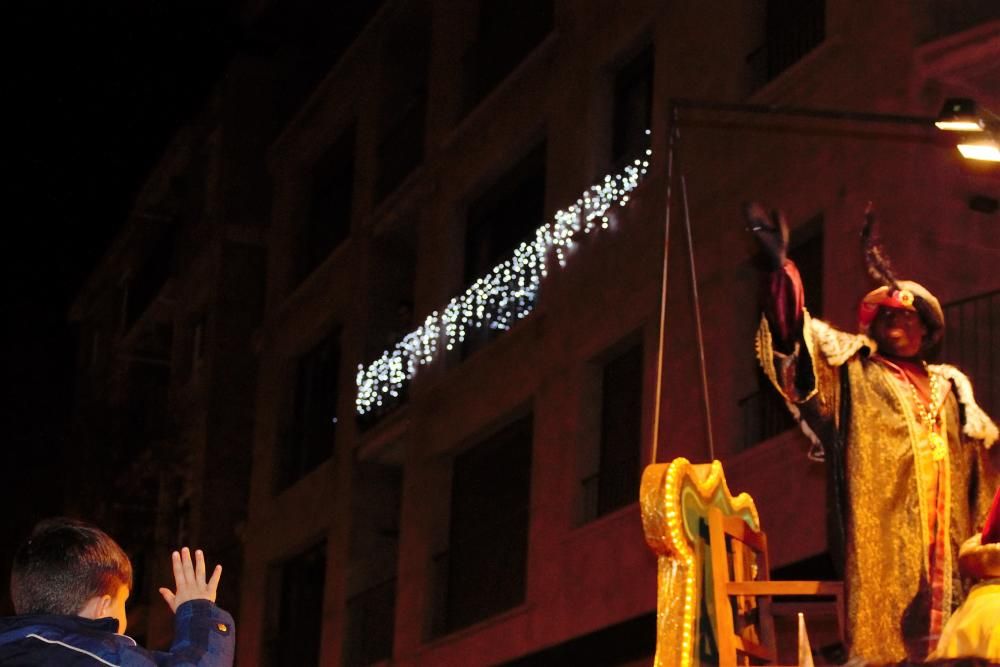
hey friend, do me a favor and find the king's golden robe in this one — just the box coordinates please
[756,310,998,663]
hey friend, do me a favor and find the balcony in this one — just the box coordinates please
[942,288,998,419]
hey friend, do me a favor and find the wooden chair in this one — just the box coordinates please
[707,506,844,666]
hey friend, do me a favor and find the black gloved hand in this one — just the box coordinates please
[743,201,789,271]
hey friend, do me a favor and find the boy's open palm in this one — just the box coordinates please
[158,547,222,613]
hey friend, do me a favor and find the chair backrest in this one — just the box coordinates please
[708,506,777,666]
[642,459,842,667]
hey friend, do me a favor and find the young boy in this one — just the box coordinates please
[0,517,235,666]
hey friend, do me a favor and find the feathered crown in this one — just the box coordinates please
[859,203,944,347]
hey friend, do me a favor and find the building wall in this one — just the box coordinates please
[68,73,271,649]
[71,0,999,664]
[236,2,999,664]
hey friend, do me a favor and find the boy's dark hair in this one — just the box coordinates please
[10,517,133,615]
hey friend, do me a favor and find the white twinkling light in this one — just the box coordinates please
[356,138,652,414]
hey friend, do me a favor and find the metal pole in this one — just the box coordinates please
[669,98,934,127]
[681,175,715,462]
[650,102,677,466]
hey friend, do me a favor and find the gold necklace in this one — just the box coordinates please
[905,362,946,461]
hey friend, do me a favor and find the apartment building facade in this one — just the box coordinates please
[71,1,999,664]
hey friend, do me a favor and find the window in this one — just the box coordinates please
[582,341,644,522]
[255,3,384,141]
[376,12,429,202]
[432,414,533,636]
[463,0,553,113]
[263,542,327,667]
[790,214,823,318]
[86,327,103,371]
[919,0,999,43]
[300,125,356,282]
[125,225,177,330]
[191,314,206,376]
[462,143,546,354]
[277,329,340,490]
[358,226,417,428]
[611,45,654,167]
[344,463,401,665]
[747,0,825,87]
[176,312,207,385]
[344,578,396,666]
[122,328,173,454]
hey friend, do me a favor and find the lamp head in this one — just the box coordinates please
[935,97,985,132]
[956,136,1000,162]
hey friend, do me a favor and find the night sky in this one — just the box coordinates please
[3,1,234,610]
[2,0,385,614]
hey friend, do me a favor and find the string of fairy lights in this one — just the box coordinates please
[355,135,652,415]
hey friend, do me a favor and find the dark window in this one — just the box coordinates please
[253,3,384,141]
[499,612,655,666]
[262,542,327,667]
[376,16,429,202]
[918,1,1000,43]
[583,342,643,521]
[376,90,426,203]
[942,289,999,420]
[121,332,173,456]
[125,226,178,330]
[611,45,654,167]
[344,464,401,665]
[433,414,533,636]
[344,578,396,666]
[465,143,546,283]
[462,143,546,354]
[789,214,823,318]
[463,0,553,113]
[300,126,356,282]
[87,328,103,371]
[176,312,207,386]
[191,314,206,375]
[277,329,340,490]
[358,226,417,428]
[747,0,825,87]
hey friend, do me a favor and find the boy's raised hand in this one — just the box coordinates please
[158,547,222,613]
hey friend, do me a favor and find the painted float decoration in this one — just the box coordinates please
[640,458,760,667]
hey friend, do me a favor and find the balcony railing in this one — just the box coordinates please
[580,463,640,522]
[739,382,797,450]
[942,289,998,420]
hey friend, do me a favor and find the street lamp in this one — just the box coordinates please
[935,97,1000,162]
[955,137,1000,163]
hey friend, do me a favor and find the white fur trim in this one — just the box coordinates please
[933,364,998,448]
[810,317,877,367]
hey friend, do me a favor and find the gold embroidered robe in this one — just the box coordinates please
[756,310,999,663]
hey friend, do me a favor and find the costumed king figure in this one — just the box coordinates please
[744,202,999,663]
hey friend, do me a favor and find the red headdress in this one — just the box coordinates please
[958,486,1000,579]
[859,205,944,347]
